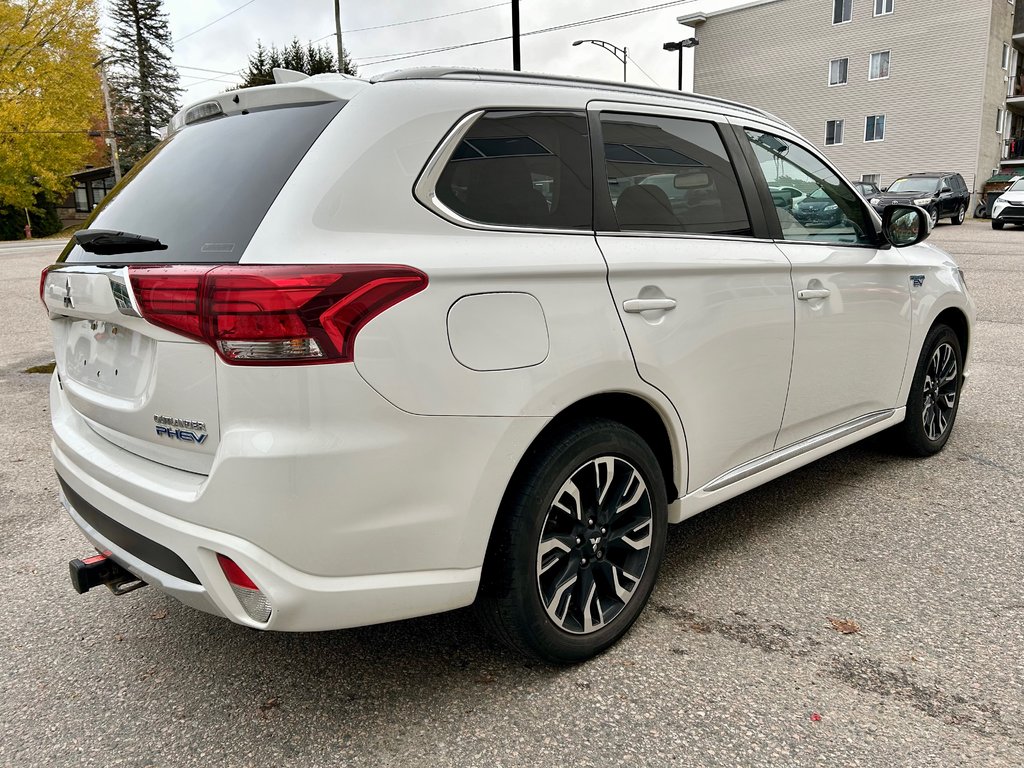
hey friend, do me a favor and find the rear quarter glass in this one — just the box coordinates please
[59,100,345,266]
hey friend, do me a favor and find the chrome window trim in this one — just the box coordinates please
[595,230,765,245]
[413,109,595,237]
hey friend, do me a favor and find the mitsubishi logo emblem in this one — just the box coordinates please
[63,278,74,309]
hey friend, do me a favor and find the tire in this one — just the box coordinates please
[992,220,1004,230]
[951,204,965,225]
[928,207,939,228]
[889,325,963,457]
[477,418,668,664]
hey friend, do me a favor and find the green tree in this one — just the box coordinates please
[239,37,356,89]
[0,0,102,212]
[107,0,181,169]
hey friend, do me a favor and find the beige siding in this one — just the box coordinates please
[692,0,1005,203]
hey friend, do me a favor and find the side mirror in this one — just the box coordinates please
[940,186,952,194]
[882,205,930,247]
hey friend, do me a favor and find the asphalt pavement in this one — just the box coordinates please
[1,222,1022,767]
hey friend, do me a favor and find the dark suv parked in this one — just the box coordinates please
[870,172,970,226]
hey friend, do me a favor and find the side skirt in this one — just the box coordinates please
[668,408,905,524]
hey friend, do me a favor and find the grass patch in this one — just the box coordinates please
[23,361,56,374]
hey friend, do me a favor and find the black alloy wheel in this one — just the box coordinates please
[889,324,963,456]
[477,419,667,664]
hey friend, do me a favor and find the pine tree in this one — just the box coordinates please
[107,0,182,169]
[239,38,356,90]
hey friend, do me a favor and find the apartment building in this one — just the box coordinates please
[679,0,1021,210]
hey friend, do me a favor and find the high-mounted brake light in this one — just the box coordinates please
[128,265,427,365]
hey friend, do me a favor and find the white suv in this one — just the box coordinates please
[42,68,974,663]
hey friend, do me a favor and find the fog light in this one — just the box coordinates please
[217,554,272,623]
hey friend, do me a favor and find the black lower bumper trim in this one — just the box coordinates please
[58,476,200,585]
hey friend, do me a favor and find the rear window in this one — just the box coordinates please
[60,100,344,264]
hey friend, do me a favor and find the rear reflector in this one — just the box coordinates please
[129,265,427,365]
[217,554,272,623]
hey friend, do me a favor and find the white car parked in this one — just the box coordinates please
[991,176,1024,229]
[42,68,975,663]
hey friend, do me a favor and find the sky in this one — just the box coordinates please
[132,0,749,106]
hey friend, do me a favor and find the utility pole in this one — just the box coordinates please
[95,57,122,183]
[512,0,521,71]
[334,0,345,74]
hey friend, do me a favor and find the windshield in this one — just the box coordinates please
[1007,179,1024,192]
[60,100,344,265]
[887,177,939,194]
[806,188,832,201]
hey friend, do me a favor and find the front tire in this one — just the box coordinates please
[477,419,668,664]
[992,219,1005,230]
[890,325,963,456]
[928,207,939,228]
[951,204,965,225]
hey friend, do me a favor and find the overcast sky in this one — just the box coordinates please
[132,0,748,105]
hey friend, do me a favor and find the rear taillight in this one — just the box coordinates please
[129,265,427,365]
[216,554,272,623]
[39,266,49,307]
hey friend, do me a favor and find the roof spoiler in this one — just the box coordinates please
[273,68,310,84]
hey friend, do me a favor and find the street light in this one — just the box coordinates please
[573,39,627,82]
[662,37,699,91]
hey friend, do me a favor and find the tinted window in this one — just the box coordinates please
[61,101,345,264]
[746,129,876,246]
[435,111,592,230]
[601,114,751,236]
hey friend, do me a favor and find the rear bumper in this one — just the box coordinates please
[51,369,546,631]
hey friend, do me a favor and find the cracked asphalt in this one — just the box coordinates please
[1,222,1022,767]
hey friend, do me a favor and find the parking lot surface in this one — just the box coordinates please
[1,223,1022,767]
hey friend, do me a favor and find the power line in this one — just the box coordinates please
[309,1,509,44]
[175,64,243,76]
[625,53,659,87]
[354,1,694,66]
[174,0,260,44]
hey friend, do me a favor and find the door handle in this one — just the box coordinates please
[797,289,831,301]
[623,298,677,313]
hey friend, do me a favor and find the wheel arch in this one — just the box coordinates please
[477,391,683,597]
[932,307,969,358]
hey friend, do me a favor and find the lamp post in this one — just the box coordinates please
[662,37,699,91]
[572,39,627,82]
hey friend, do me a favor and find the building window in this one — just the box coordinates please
[862,174,881,186]
[825,120,844,146]
[828,58,849,86]
[997,108,1004,134]
[874,0,894,16]
[833,0,852,24]
[865,115,886,142]
[1002,44,1010,70]
[74,183,88,213]
[869,51,890,80]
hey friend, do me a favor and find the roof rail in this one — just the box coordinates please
[371,67,783,125]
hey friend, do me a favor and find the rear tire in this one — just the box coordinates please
[477,419,668,664]
[889,325,963,457]
[951,204,965,225]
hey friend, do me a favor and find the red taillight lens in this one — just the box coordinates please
[128,265,427,365]
[39,266,49,307]
[216,553,272,623]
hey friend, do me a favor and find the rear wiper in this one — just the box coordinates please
[74,229,168,255]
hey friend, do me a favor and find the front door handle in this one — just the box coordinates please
[797,289,831,301]
[623,297,677,313]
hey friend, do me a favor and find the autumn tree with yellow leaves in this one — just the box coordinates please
[0,0,102,212]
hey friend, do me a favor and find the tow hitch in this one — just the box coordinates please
[69,553,147,596]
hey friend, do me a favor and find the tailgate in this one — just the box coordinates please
[43,266,218,475]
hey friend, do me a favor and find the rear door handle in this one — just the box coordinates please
[797,289,831,301]
[623,298,677,313]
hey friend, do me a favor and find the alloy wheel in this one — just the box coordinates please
[921,342,958,441]
[536,456,653,635]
